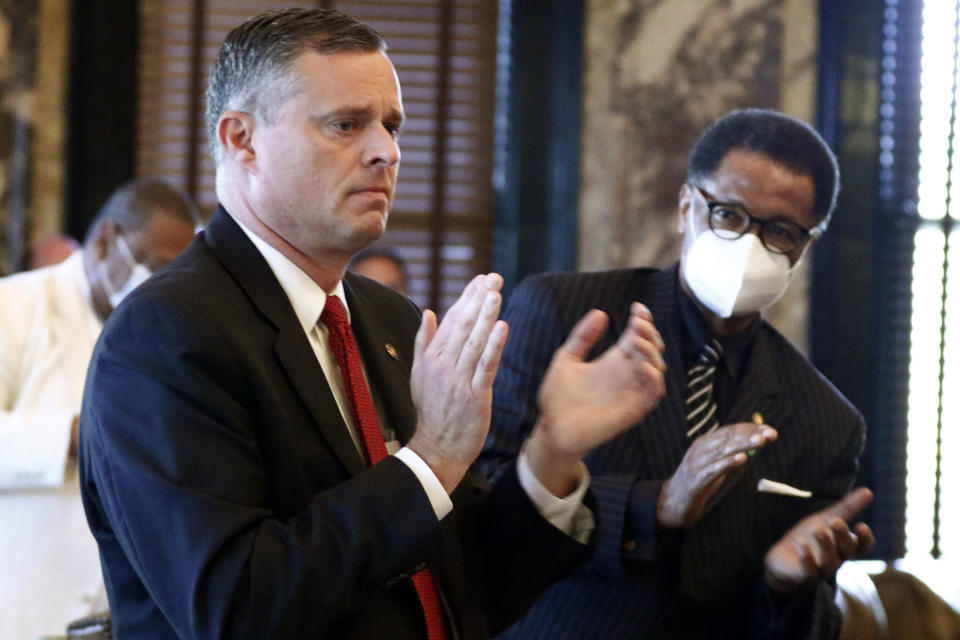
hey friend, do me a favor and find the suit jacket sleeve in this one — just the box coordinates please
[481,274,646,578]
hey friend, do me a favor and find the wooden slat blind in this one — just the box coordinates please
[136,0,498,311]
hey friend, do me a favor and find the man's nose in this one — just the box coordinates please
[745,219,765,238]
[363,126,400,167]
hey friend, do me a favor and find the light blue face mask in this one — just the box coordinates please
[99,233,153,308]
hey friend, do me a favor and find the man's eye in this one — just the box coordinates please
[710,207,744,227]
[767,222,797,240]
[332,121,355,132]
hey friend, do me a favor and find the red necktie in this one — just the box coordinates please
[321,295,449,640]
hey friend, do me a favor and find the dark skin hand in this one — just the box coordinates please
[764,487,875,593]
[656,419,874,594]
[657,421,778,528]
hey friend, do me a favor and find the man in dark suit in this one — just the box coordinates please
[78,8,669,640]
[481,109,875,639]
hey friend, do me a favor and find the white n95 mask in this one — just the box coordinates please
[100,234,153,308]
[682,229,793,318]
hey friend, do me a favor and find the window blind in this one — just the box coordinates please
[135,0,498,311]
[871,0,924,560]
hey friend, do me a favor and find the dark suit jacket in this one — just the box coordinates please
[79,207,588,640]
[480,266,866,639]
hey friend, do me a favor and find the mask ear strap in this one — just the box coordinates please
[791,233,818,269]
[685,195,700,236]
[115,233,139,269]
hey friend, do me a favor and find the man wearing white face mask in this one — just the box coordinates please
[482,109,874,639]
[97,231,155,308]
[0,177,197,640]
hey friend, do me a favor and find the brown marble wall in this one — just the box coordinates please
[580,0,819,351]
[0,0,69,275]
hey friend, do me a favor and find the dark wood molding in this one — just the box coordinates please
[65,0,139,239]
[493,0,583,294]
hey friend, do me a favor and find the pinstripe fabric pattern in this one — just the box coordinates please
[479,265,866,639]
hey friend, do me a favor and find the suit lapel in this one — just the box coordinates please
[727,327,786,424]
[343,276,418,445]
[587,266,692,478]
[701,324,790,512]
[203,207,366,476]
[644,266,692,472]
[273,329,366,475]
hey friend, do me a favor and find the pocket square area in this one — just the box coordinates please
[757,478,812,498]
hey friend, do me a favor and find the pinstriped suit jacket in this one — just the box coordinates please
[481,265,866,639]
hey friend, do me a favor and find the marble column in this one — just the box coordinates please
[0,0,69,275]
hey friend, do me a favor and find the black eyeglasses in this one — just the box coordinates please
[689,184,819,255]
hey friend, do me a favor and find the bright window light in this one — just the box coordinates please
[905,0,959,561]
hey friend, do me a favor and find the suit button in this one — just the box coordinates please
[621,539,637,552]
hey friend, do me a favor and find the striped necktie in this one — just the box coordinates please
[321,295,449,640]
[685,339,723,439]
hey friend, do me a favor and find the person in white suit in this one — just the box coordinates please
[0,177,198,639]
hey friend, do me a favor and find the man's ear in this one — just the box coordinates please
[808,228,823,249]
[792,227,823,267]
[93,221,118,261]
[677,183,694,234]
[218,110,257,169]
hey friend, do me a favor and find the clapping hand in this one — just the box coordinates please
[764,487,875,593]
[526,302,667,496]
[657,421,778,528]
[408,273,509,493]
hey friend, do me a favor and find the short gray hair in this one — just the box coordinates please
[205,8,386,163]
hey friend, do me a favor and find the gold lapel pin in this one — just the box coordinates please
[385,343,399,360]
[748,412,764,457]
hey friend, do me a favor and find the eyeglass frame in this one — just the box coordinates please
[688,183,821,255]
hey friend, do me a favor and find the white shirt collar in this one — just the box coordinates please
[229,214,349,333]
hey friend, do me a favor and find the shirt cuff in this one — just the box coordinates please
[394,446,453,520]
[518,442,594,543]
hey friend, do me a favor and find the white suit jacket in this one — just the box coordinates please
[0,250,106,639]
